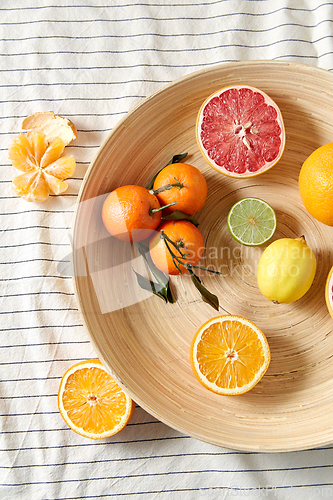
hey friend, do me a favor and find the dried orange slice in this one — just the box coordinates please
[190,315,270,395]
[9,130,75,202]
[58,359,135,439]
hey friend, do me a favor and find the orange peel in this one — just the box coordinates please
[22,111,77,146]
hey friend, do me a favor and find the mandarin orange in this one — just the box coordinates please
[102,185,164,242]
[151,163,207,215]
[148,220,205,275]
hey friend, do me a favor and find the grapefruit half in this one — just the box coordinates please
[196,85,285,178]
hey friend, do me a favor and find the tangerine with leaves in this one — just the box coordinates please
[151,163,207,215]
[149,220,205,275]
[102,185,172,243]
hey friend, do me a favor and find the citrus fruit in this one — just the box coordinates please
[102,185,164,242]
[58,359,134,439]
[325,266,333,319]
[8,130,76,202]
[151,163,207,215]
[227,197,276,246]
[190,315,270,396]
[256,236,317,303]
[196,85,285,178]
[299,143,333,226]
[149,220,205,275]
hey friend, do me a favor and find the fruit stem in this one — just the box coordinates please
[162,231,189,257]
[149,201,177,215]
[296,235,306,244]
[149,177,183,195]
[160,231,223,275]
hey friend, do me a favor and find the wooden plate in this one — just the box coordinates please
[72,61,333,452]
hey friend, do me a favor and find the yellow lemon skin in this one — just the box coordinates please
[256,237,316,303]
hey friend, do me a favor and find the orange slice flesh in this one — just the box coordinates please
[58,359,135,439]
[191,315,270,395]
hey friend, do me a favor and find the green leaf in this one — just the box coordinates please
[133,270,167,302]
[146,152,188,190]
[189,269,219,311]
[137,242,175,303]
[138,243,168,286]
[166,283,176,304]
[167,153,188,166]
[162,209,199,227]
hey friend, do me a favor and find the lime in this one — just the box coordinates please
[227,197,277,246]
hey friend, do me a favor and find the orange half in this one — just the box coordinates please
[58,359,134,439]
[190,315,270,395]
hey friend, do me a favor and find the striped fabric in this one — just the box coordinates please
[1,1,333,499]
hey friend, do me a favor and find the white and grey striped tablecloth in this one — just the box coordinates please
[1,1,333,499]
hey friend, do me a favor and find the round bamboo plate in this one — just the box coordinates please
[72,61,333,452]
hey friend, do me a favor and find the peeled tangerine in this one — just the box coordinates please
[9,130,75,202]
[256,236,316,304]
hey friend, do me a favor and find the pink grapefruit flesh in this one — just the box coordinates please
[196,85,285,178]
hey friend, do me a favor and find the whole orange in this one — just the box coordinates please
[299,143,333,226]
[149,220,205,275]
[152,163,207,215]
[102,185,162,242]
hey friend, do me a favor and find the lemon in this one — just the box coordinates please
[256,236,316,303]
